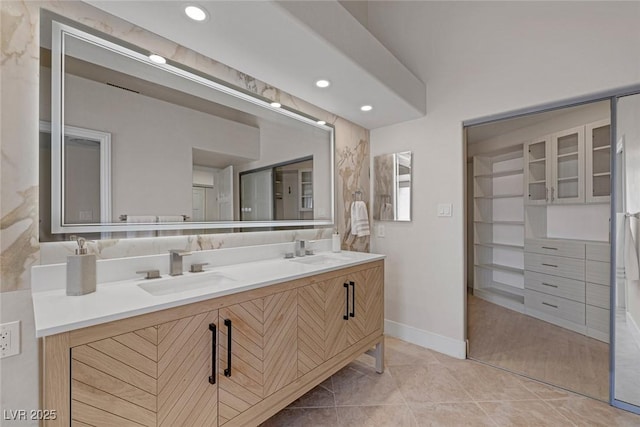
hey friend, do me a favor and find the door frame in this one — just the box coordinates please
[462,82,640,415]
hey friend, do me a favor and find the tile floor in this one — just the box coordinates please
[262,336,640,426]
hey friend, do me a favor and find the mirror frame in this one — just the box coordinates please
[49,21,335,234]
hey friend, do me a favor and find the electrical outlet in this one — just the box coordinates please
[0,321,20,358]
[377,224,385,238]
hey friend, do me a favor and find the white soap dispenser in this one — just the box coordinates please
[66,237,96,296]
[332,229,341,253]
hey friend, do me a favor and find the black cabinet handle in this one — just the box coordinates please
[542,263,558,268]
[224,319,232,377]
[349,281,355,318]
[343,283,349,320]
[208,323,216,384]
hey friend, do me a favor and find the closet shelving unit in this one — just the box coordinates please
[473,147,526,312]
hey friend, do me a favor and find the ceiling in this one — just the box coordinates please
[84,1,426,130]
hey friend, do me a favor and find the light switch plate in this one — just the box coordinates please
[377,224,385,238]
[437,203,453,217]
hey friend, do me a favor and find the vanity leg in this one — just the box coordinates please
[365,338,384,374]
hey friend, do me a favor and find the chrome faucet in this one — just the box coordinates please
[295,240,306,257]
[168,249,191,276]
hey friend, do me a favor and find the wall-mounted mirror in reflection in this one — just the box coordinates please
[39,19,334,239]
[373,151,412,221]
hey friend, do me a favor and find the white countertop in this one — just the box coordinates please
[32,249,384,337]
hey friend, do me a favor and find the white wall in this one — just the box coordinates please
[368,1,640,356]
[40,67,260,219]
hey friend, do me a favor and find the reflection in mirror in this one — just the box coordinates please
[373,151,412,221]
[40,20,333,239]
[614,92,640,409]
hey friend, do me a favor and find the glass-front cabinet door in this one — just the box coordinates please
[524,136,551,205]
[585,119,612,204]
[550,126,585,204]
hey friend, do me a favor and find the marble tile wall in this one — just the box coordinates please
[0,0,370,291]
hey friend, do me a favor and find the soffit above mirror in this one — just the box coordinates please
[84,0,426,130]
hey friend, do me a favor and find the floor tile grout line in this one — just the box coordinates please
[539,398,580,427]
[392,362,419,426]
[472,401,501,427]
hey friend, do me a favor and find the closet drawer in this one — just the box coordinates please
[525,289,585,325]
[586,243,610,262]
[524,253,585,281]
[586,305,610,333]
[586,283,610,309]
[525,239,585,259]
[586,260,610,286]
[524,271,585,303]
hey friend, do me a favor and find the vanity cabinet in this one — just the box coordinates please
[296,265,383,376]
[70,310,219,427]
[43,260,384,427]
[218,290,298,425]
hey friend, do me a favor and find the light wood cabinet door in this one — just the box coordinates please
[347,266,384,345]
[71,327,159,427]
[157,310,219,427]
[298,275,350,376]
[70,310,219,427]
[218,289,297,425]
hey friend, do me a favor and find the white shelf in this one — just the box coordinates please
[593,145,610,152]
[475,242,524,251]
[557,176,579,182]
[557,151,579,159]
[528,158,546,164]
[474,193,524,200]
[475,263,524,275]
[474,168,524,178]
[593,172,610,177]
[529,180,546,185]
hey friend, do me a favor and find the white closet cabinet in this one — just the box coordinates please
[585,119,611,204]
[550,126,585,204]
[524,127,585,206]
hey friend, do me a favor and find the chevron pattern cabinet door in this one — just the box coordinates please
[218,300,265,426]
[71,327,159,426]
[263,290,298,397]
[157,310,219,427]
[348,266,384,346]
[297,283,327,376]
[323,276,351,359]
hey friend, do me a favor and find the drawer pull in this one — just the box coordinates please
[541,282,559,288]
[349,281,356,318]
[541,246,558,250]
[343,283,349,320]
[542,263,558,268]
[542,302,558,309]
[224,319,232,377]
[208,323,216,385]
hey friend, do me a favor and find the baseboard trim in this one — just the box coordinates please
[384,319,466,359]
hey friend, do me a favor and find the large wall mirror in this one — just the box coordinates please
[39,18,334,240]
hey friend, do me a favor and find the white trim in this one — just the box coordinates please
[40,121,112,229]
[384,319,466,359]
[49,20,335,234]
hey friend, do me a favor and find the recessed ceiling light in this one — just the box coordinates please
[185,5,208,21]
[360,105,373,112]
[149,54,166,64]
[315,79,330,88]
[317,120,326,125]
[270,102,282,108]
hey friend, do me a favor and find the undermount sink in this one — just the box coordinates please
[138,271,236,296]
[289,253,353,266]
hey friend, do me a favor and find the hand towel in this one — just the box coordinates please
[158,215,185,222]
[625,216,640,280]
[126,215,156,238]
[350,201,370,237]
